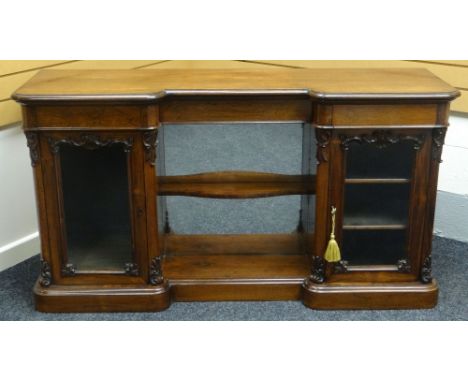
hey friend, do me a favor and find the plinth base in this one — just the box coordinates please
[33,280,171,313]
[302,279,438,310]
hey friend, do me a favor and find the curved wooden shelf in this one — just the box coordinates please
[158,171,316,198]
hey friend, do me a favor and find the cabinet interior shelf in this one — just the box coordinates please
[343,224,407,230]
[158,171,316,198]
[345,178,411,184]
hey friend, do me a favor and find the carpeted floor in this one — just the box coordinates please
[0,236,466,320]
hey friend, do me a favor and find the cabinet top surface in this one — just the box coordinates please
[13,68,459,103]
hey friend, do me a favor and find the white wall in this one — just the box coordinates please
[438,114,468,195]
[0,124,39,271]
[0,115,467,272]
[433,113,468,242]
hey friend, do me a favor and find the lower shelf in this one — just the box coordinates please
[164,233,311,301]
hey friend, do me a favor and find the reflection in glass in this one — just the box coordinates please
[60,144,133,272]
[346,140,414,179]
[343,184,410,226]
[342,230,407,265]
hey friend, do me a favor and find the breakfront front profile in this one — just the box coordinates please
[13,68,459,312]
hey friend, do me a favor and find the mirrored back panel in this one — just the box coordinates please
[161,123,304,175]
[164,196,301,235]
[156,122,316,240]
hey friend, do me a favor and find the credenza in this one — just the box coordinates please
[12,68,460,312]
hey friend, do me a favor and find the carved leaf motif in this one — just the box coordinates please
[340,130,423,151]
[25,132,39,166]
[397,259,411,273]
[334,260,349,274]
[143,130,158,165]
[61,263,76,276]
[421,255,432,283]
[150,256,164,285]
[40,260,52,287]
[315,129,331,163]
[124,262,139,276]
[48,134,134,154]
[308,256,325,283]
[432,128,446,163]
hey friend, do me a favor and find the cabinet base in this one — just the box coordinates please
[302,279,438,310]
[33,278,439,312]
[33,280,171,313]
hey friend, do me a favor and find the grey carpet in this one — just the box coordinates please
[0,236,466,320]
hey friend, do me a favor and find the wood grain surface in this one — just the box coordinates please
[12,68,459,102]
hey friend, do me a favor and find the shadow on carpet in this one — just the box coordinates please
[0,236,466,320]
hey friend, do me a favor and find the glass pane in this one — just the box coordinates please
[346,140,414,179]
[342,230,407,265]
[343,184,410,226]
[60,144,133,272]
[342,136,415,266]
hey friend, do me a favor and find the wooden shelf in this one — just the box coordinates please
[345,178,411,184]
[343,224,407,230]
[343,214,407,228]
[158,171,316,198]
[164,233,310,280]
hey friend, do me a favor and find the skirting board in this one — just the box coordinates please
[0,232,40,272]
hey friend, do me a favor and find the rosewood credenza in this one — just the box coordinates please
[12,68,459,312]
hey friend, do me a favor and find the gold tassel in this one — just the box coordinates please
[324,206,341,262]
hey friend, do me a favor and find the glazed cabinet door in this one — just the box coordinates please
[39,131,149,285]
[327,128,432,281]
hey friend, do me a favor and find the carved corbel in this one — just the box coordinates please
[39,260,52,287]
[315,129,332,164]
[431,128,447,163]
[421,255,432,283]
[143,130,158,166]
[308,256,326,284]
[149,256,164,285]
[25,132,40,166]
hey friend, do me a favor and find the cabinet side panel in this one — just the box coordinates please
[407,131,432,276]
[26,130,53,279]
[38,133,66,282]
[143,105,163,282]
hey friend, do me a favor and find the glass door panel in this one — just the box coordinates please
[341,136,416,266]
[60,144,133,272]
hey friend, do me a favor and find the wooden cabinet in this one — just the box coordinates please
[13,69,459,312]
